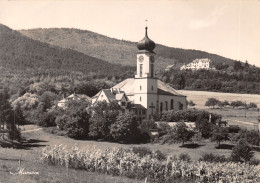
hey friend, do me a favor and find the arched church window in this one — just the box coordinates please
[178,102,183,110]
[140,96,142,101]
[151,85,153,91]
[140,86,142,90]
[140,64,143,77]
[160,102,163,112]
[170,99,174,110]
[165,101,168,111]
[151,63,154,78]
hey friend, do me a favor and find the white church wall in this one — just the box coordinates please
[158,95,187,112]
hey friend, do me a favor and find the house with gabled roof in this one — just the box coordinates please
[57,93,91,108]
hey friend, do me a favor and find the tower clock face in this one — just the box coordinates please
[138,56,144,62]
[150,56,155,63]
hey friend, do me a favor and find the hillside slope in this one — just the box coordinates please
[0,24,132,75]
[19,28,238,69]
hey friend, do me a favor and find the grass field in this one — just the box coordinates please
[0,128,143,183]
[1,122,260,183]
[179,90,260,129]
[1,90,260,182]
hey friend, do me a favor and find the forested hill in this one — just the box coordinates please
[19,28,238,69]
[0,24,133,75]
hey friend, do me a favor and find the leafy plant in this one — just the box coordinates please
[178,153,191,162]
[199,153,228,163]
[211,126,229,146]
[110,113,140,143]
[231,139,254,162]
[205,98,220,109]
[162,122,194,145]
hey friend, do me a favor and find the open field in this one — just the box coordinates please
[0,127,143,183]
[1,91,260,182]
[179,90,260,109]
[1,125,260,182]
[179,90,260,129]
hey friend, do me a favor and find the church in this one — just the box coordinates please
[92,26,187,119]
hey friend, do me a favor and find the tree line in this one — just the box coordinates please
[159,64,260,94]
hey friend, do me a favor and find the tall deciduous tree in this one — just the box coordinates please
[0,89,13,139]
[161,122,194,145]
[55,100,90,139]
[89,101,121,140]
[14,103,26,127]
[211,126,229,146]
[205,98,220,109]
[110,113,140,143]
[173,122,194,145]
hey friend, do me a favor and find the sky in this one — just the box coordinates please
[0,0,260,67]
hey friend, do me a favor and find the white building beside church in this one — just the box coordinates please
[57,93,91,108]
[92,26,187,119]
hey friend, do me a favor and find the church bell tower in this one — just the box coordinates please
[134,25,158,119]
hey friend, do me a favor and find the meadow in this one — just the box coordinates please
[1,90,260,182]
[179,90,260,129]
[1,124,260,183]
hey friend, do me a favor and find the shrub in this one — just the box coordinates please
[153,150,167,161]
[237,129,259,146]
[231,139,254,162]
[37,112,56,127]
[178,153,191,162]
[110,113,141,143]
[55,103,90,139]
[161,109,221,123]
[162,122,194,145]
[195,116,214,139]
[191,132,203,143]
[137,119,157,143]
[132,146,152,157]
[249,158,260,166]
[211,126,229,146]
[132,146,166,161]
[227,125,241,133]
[157,122,171,137]
[89,117,109,140]
[229,133,240,142]
[248,102,257,109]
[199,153,228,163]
[230,100,245,109]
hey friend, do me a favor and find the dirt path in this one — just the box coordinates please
[22,128,42,133]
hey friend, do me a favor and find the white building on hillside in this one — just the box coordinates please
[92,26,187,119]
[180,58,212,70]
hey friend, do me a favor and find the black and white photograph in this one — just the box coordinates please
[0,0,260,182]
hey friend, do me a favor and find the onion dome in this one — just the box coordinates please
[137,27,156,52]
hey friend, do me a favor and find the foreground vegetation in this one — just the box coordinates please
[1,124,260,182]
[41,145,260,183]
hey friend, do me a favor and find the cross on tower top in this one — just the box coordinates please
[145,20,148,27]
